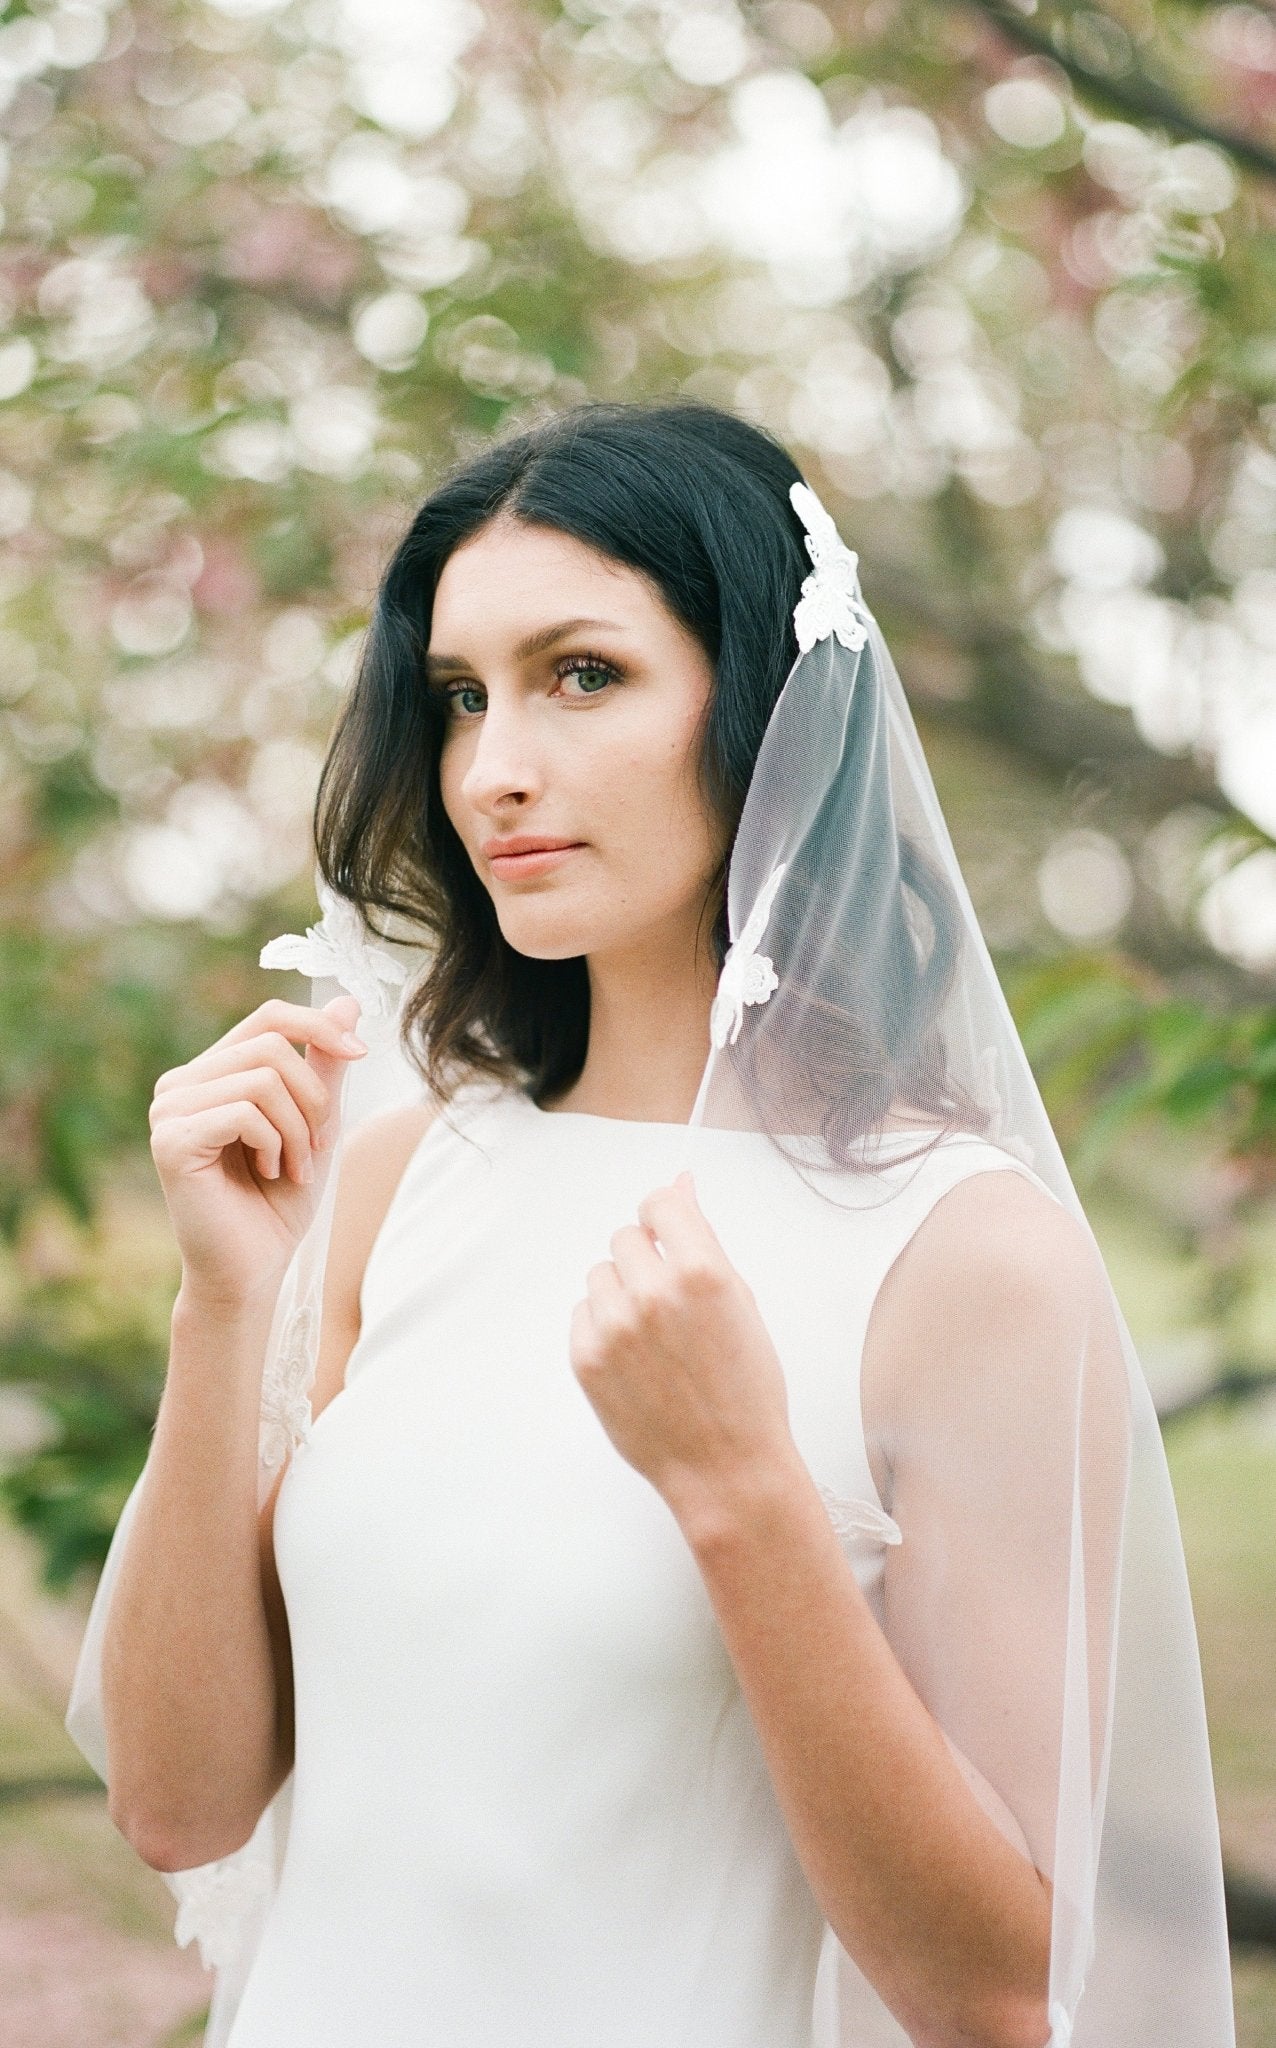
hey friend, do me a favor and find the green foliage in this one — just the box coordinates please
[0,920,258,1238]
[0,1350,160,1593]
[1010,950,1276,1182]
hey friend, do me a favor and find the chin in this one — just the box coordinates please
[495,913,594,961]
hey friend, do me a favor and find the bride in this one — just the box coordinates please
[71,398,1234,2048]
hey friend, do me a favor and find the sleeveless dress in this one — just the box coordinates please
[223,1082,1049,2048]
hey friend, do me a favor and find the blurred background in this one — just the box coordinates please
[0,0,1274,2039]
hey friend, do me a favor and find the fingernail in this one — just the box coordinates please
[341,1032,367,1054]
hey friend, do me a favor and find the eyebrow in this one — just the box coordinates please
[424,617,627,676]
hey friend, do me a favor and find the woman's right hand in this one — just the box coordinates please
[148,993,370,1311]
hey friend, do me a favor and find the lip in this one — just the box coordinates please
[486,839,585,878]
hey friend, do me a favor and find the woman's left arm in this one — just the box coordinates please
[665,1419,1052,2048]
[570,1168,1119,2048]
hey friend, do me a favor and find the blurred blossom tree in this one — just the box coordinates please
[2,0,1276,1593]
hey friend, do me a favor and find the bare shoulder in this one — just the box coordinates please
[333,1095,443,1245]
[863,1161,1109,1414]
[308,1094,443,1423]
[919,1163,1100,1304]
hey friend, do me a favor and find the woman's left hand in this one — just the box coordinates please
[568,1170,796,1521]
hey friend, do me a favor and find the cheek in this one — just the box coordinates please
[598,706,718,861]
[436,736,468,831]
[655,699,716,832]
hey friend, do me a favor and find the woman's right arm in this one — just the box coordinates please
[100,993,369,1874]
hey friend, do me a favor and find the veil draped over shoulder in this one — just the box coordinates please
[65,481,1235,2048]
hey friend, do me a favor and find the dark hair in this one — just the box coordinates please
[313,395,986,1157]
[314,398,806,1100]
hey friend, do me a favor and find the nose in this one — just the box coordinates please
[456,692,544,815]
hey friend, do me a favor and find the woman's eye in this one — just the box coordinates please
[435,656,619,720]
[443,685,485,717]
[557,656,619,697]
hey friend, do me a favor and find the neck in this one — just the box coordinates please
[545,920,720,1122]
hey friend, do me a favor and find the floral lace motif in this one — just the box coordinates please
[259,1298,319,1475]
[709,860,787,1050]
[789,481,874,655]
[173,1844,275,1974]
[816,1482,903,1548]
[259,875,409,1020]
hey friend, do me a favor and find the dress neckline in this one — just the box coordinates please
[520,1092,759,1133]
[516,1089,950,1148]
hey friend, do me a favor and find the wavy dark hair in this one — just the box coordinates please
[313,396,987,1155]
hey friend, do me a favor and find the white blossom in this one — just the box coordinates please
[709,860,786,1049]
[259,875,409,1019]
[789,480,874,654]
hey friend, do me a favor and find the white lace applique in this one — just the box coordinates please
[815,1482,903,1548]
[173,1844,275,1973]
[789,481,874,655]
[259,875,409,1020]
[259,1298,319,1475]
[710,859,787,1050]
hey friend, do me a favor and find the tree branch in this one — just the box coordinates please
[864,562,1212,792]
[961,0,1276,183]
[1226,1861,1276,1949]
[858,561,1276,1006]
[1156,1361,1276,1426]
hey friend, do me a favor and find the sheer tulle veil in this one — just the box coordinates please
[65,480,1235,2048]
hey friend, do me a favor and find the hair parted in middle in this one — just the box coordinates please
[313,395,982,1154]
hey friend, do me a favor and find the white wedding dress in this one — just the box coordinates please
[223,1081,1047,2048]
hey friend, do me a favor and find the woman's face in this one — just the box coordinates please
[428,515,728,967]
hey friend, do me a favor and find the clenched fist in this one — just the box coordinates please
[569,1170,795,1523]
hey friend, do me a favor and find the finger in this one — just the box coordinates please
[635,1179,723,1265]
[152,1100,285,1183]
[608,1221,665,1290]
[212,997,367,1061]
[155,1033,332,1143]
[302,996,364,1148]
[568,1298,602,1378]
[583,1259,627,1315]
[153,1068,316,1185]
[321,992,360,1035]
